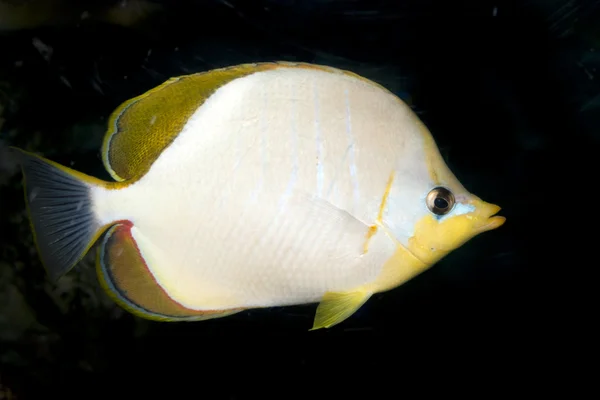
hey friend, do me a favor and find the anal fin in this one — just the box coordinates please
[97,223,244,321]
[310,288,372,331]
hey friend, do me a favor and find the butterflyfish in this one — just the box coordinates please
[12,62,506,330]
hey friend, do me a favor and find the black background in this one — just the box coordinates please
[0,0,596,397]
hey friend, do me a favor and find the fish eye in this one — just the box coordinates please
[426,187,455,216]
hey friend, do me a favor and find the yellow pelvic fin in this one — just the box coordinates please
[310,288,372,331]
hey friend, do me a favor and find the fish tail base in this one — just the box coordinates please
[12,148,108,282]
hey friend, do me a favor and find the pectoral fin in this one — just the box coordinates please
[310,288,372,331]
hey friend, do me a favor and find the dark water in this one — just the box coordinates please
[0,0,596,397]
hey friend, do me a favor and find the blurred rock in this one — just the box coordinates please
[0,262,36,342]
[0,0,163,32]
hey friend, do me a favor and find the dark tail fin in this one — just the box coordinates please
[12,148,109,282]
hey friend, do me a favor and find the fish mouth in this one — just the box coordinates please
[477,204,506,233]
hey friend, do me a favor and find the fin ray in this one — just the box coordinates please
[12,148,111,281]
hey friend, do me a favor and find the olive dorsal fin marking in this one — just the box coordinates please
[101,63,279,182]
[100,61,384,183]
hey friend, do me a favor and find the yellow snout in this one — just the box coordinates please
[408,197,506,265]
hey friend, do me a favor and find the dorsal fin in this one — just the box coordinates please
[100,61,389,182]
[101,62,280,182]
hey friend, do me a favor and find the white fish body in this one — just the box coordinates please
[14,62,505,329]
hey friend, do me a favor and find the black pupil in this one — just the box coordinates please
[434,197,448,209]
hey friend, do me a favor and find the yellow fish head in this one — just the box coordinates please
[408,187,506,266]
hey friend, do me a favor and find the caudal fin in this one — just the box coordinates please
[12,148,109,282]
